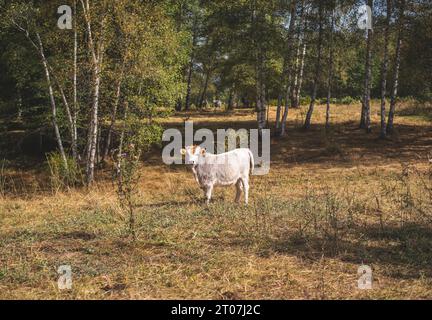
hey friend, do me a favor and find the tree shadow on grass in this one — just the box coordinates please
[151,118,432,168]
[261,222,432,280]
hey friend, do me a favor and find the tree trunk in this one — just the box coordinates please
[266,86,270,126]
[103,63,125,161]
[387,0,406,134]
[326,10,335,130]
[256,50,267,131]
[185,17,198,111]
[86,61,102,184]
[364,0,374,133]
[251,6,267,132]
[96,118,101,166]
[10,20,68,168]
[303,3,324,130]
[81,0,104,184]
[280,0,298,136]
[291,41,302,108]
[295,42,307,108]
[41,56,68,168]
[291,0,305,108]
[275,53,288,130]
[175,97,182,111]
[227,89,235,110]
[185,57,194,111]
[72,0,78,160]
[35,33,68,167]
[16,89,22,121]
[294,2,308,108]
[280,71,293,136]
[379,0,392,138]
[275,92,282,129]
[198,68,211,109]
[48,64,76,161]
[116,101,129,176]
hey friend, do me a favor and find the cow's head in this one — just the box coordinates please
[180,145,206,165]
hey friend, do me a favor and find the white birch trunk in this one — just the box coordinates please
[36,33,68,167]
[280,0,298,136]
[326,10,335,129]
[72,0,79,160]
[387,0,406,134]
[303,3,324,130]
[103,63,125,160]
[81,0,104,184]
[379,0,392,138]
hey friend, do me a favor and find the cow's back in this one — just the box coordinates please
[201,148,251,186]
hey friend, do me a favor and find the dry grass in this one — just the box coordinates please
[1,101,432,299]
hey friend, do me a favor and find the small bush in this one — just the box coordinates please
[318,97,328,104]
[294,96,360,106]
[46,153,84,192]
[338,96,360,105]
[268,99,279,106]
[299,96,311,106]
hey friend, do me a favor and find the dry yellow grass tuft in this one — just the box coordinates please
[1,101,431,299]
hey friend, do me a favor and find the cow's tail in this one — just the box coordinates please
[248,149,254,175]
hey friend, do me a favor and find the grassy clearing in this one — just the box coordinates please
[0,101,431,299]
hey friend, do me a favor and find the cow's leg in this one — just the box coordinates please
[235,180,243,203]
[205,185,213,205]
[242,177,249,205]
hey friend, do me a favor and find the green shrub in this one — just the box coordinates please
[268,99,279,106]
[299,96,311,105]
[338,96,360,105]
[46,153,84,192]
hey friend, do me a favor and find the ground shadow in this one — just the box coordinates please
[257,222,432,280]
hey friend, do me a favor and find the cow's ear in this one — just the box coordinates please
[180,148,186,155]
[201,148,206,156]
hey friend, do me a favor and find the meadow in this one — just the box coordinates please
[1,100,431,299]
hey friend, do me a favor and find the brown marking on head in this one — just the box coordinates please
[191,145,199,155]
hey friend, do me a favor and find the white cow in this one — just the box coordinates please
[181,146,254,205]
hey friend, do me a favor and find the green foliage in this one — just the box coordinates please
[46,152,84,192]
[338,96,360,105]
[299,96,311,106]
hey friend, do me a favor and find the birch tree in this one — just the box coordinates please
[303,1,324,130]
[72,0,79,160]
[185,15,198,111]
[387,0,406,134]
[275,0,297,130]
[253,9,267,132]
[280,0,298,136]
[326,5,336,130]
[379,0,392,138]
[80,0,106,184]
[294,41,307,109]
[362,0,374,133]
[6,5,68,168]
[291,0,306,109]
